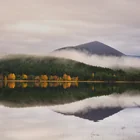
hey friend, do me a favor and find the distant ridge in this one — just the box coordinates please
[55,41,125,56]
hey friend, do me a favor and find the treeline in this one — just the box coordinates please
[0,56,140,81]
[0,73,78,82]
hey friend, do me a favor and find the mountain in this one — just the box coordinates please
[55,41,125,56]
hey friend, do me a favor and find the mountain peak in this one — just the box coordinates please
[55,41,125,56]
[76,41,106,47]
[92,41,102,44]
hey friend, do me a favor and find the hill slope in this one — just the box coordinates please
[55,41,124,56]
[0,55,139,81]
[0,55,114,80]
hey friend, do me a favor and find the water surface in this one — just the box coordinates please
[0,82,140,140]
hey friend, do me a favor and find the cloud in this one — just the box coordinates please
[49,50,140,69]
[4,21,68,35]
[0,0,140,55]
[50,91,140,114]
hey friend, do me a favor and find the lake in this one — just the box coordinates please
[0,82,140,140]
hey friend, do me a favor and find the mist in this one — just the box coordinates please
[50,91,140,114]
[0,50,140,70]
[49,50,140,70]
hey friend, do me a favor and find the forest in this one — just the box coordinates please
[0,55,140,81]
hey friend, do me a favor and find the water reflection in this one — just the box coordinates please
[0,81,140,107]
[51,92,140,122]
[8,82,16,89]
[0,81,78,89]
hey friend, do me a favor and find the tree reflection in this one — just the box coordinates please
[0,82,3,88]
[22,83,28,88]
[8,82,15,89]
[3,82,80,89]
[40,82,48,88]
[35,82,40,87]
[63,82,71,89]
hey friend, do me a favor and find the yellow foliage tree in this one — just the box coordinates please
[40,75,48,81]
[22,74,28,80]
[75,77,79,81]
[72,76,79,81]
[63,74,67,81]
[67,75,71,81]
[49,76,53,81]
[8,73,16,80]
[59,77,63,81]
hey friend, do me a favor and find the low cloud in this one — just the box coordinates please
[49,50,140,70]
[50,91,140,114]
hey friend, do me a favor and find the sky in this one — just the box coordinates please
[0,0,140,55]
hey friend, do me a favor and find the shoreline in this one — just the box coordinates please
[0,80,140,83]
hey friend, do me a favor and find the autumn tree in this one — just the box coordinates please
[53,75,59,81]
[40,75,48,81]
[8,73,16,80]
[63,74,68,81]
[22,74,28,80]
[35,76,40,81]
[67,75,71,81]
[72,76,79,81]
[49,76,53,81]
[59,77,63,81]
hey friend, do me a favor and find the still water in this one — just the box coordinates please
[0,82,140,140]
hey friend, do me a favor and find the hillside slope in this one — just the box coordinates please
[0,55,139,81]
[0,55,120,80]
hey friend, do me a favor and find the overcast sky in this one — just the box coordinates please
[0,0,140,55]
